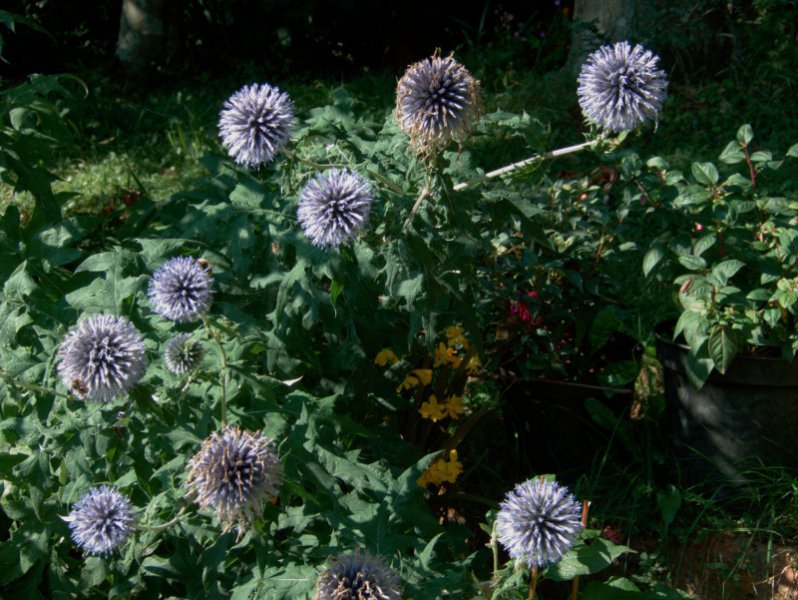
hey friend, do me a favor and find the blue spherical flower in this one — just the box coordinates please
[163,333,204,374]
[297,168,374,248]
[57,314,147,403]
[218,82,295,168]
[186,425,283,534]
[148,256,214,322]
[315,551,402,600]
[577,41,668,133]
[67,485,135,556]
[496,478,583,568]
[396,53,481,154]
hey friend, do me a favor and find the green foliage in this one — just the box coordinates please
[641,124,798,387]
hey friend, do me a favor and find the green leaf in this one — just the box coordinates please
[750,150,772,163]
[545,537,632,581]
[677,255,706,271]
[656,484,681,534]
[711,259,744,284]
[787,142,798,158]
[692,233,717,257]
[707,324,739,374]
[718,141,745,164]
[642,246,664,276]
[737,124,753,146]
[691,162,719,186]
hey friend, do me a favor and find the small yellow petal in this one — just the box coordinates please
[374,348,399,367]
[411,368,433,386]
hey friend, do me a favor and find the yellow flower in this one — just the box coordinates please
[419,395,447,422]
[445,325,469,349]
[440,450,463,483]
[417,450,463,488]
[434,342,462,368]
[466,354,482,374]
[374,348,399,366]
[444,395,465,419]
[396,368,433,392]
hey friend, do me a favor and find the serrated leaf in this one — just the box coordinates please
[707,324,738,374]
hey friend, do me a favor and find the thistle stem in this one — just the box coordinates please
[571,499,591,600]
[202,316,229,426]
[453,140,599,192]
[528,565,539,599]
[403,183,430,229]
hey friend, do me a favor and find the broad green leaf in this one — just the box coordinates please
[736,124,753,146]
[656,484,681,533]
[707,324,739,374]
[711,259,744,284]
[642,246,663,276]
[546,537,632,581]
[677,255,706,271]
[787,142,798,158]
[691,162,719,186]
[718,140,745,164]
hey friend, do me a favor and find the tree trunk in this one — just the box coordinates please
[567,0,640,75]
[115,0,167,73]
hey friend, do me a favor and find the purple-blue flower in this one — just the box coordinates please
[67,485,135,556]
[163,333,204,374]
[396,53,481,154]
[148,256,214,322]
[186,425,283,534]
[218,82,294,168]
[496,478,582,568]
[57,314,147,403]
[315,551,402,600]
[297,168,374,248]
[577,41,668,133]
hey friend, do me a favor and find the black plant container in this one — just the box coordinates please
[656,330,798,490]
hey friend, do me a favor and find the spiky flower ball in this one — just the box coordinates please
[148,256,214,322]
[67,485,135,556]
[57,314,147,403]
[185,425,283,533]
[496,478,583,568]
[163,333,204,374]
[314,551,402,600]
[577,41,668,133]
[297,168,374,248]
[396,53,481,154]
[218,82,295,168]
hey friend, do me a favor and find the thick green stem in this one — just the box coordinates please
[202,316,229,426]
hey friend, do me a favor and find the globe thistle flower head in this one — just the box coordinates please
[297,168,374,249]
[163,333,204,374]
[148,256,214,322]
[396,52,482,155]
[218,82,295,168]
[496,478,583,568]
[57,314,147,403]
[67,485,135,556]
[314,551,402,600]
[186,425,283,534]
[577,41,668,133]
